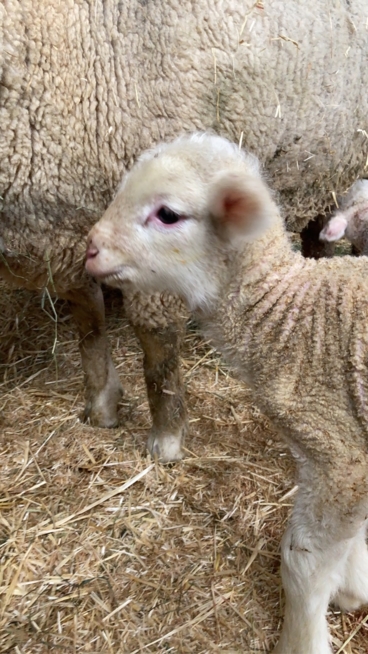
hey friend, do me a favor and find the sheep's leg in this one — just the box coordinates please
[134,322,188,462]
[351,244,361,256]
[300,214,335,259]
[123,289,188,462]
[333,520,368,611]
[61,280,123,427]
[273,470,367,654]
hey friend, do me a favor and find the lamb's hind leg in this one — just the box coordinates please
[333,520,368,611]
[273,463,368,654]
[61,278,123,427]
[123,288,188,463]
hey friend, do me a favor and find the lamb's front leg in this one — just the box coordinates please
[123,288,188,462]
[273,465,368,654]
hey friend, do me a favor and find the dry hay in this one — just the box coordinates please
[0,280,367,654]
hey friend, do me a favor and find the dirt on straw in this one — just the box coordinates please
[0,277,367,653]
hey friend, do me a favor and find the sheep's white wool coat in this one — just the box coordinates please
[1,0,368,290]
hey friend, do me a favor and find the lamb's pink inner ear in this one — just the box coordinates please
[221,190,261,225]
[211,174,263,231]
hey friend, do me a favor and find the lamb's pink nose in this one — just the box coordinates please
[86,239,99,260]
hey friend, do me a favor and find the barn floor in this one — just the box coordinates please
[0,278,367,653]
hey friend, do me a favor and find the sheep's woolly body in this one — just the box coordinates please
[1,0,368,269]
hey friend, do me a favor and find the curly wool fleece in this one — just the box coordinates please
[1,0,368,282]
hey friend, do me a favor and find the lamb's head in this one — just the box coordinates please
[86,133,278,310]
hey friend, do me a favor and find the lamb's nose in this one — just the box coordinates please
[86,238,99,260]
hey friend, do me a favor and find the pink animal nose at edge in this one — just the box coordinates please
[86,239,99,260]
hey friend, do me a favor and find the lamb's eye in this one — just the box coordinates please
[157,207,181,224]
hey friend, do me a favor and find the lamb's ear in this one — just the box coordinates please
[319,213,348,242]
[208,172,274,241]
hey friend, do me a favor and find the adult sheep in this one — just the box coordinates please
[1,0,367,459]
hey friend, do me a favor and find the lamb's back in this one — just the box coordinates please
[215,255,368,460]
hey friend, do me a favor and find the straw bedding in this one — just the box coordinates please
[0,278,367,653]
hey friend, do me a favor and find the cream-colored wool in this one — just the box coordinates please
[122,287,187,331]
[86,133,368,654]
[320,180,368,254]
[1,0,368,245]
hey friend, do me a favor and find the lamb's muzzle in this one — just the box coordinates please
[87,133,368,654]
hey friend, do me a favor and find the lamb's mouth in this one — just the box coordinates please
[94,266,135,287]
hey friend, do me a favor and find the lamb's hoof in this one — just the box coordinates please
[271,632,333,654]
[82,405,119,428]
[271,642,332,654]
[147,425,187,462]
[83,384,124,428]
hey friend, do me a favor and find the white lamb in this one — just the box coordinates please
[85,134,368,654]
[319,179,368,254]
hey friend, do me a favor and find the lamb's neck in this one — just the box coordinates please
[193,227,314,391]
[197,224,302,324]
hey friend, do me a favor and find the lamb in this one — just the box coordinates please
[319,180,368,255]
[2,0,368,460]
[85,133,368,654]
